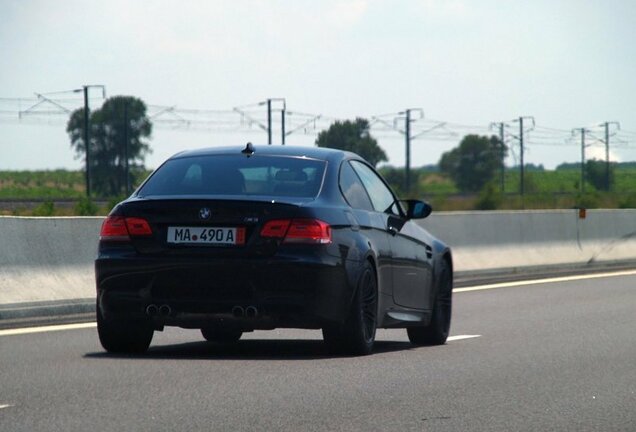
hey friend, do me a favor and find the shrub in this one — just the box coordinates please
[618,193,636,209]
[475,183,502,210]
[575,192,600,209]
[107,195,126,213]
[32,201,55,216]
[75,197,98,216]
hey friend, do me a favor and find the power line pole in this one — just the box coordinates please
[124,100,130,195]
[581,129,586,194]
[267,99,272,145]
[262,98,286,145]
[83,87,91,197]
[235,98,286,144]
[519,117,524,196]
[600,121,620,191]
[405,109,411,192]
[397,108,423,193]
[512,116,534,198]
[604,123,609,191]
[281,108,286,145]
[76,85,106,197]
[499,122,505,192]
[490,122,507,192]
[572,128,589,194]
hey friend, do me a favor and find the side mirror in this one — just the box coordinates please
[404,200,432,220]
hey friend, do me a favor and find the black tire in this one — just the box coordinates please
[407,259,452,346]
[97,305,154,354]
[323,260,378,356]
[200,327,242,343]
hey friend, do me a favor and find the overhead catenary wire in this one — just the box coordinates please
[2,95,636,172]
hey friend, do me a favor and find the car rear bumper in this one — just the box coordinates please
[95,253,355,330]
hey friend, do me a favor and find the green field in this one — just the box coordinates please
[0,170,148,216]
[0,170,85,199]
[1,167,635,215]
[382,166,636,210]
[397,168,635,196]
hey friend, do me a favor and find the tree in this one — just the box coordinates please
[585,159,615,191]
[315,118,387,167]
[67,96,152,197]
[439,134,506,193]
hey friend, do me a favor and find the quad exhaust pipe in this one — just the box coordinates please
[232,305,258,318]
[147,304,258,319]
[146,304,172,317]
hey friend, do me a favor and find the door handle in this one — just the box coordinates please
[387,226,398,236]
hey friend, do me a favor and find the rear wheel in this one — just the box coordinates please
[407,259,452,346]
[97,305,154,354]
[201,327,242,343]
[323,261,377,356]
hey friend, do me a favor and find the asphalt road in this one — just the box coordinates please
[1,273,635,432]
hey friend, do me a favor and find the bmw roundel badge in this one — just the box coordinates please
[199,207,211,220]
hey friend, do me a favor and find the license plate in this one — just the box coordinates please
[167,226,246,245]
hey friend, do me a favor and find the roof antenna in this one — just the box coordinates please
[241,142,255,157]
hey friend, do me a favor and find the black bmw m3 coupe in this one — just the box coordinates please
[95,144,453,355]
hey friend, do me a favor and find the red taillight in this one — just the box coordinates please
[286,219,331,244]
[125,217,153,236]
[100,216,152,241]
[100,216,129,241]
[260,219,291,238]
[260,218,331,244]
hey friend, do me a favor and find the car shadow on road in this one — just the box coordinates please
[84,339,417,361]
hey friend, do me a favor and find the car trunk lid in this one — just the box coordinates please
[118,197,310,258]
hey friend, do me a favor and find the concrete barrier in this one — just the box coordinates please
[1,210,636,315]
[0,217,103,305]
[419,209,636,276]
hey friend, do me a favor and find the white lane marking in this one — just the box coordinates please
[0,322,96,337]
[0,322,482,346]
[0,404,13,410]
[447,334,481,342]
[454,269,636,293]
[3,270,635,337]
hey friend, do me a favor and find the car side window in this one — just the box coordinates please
[349,160,401,216]
[339,161,374,211]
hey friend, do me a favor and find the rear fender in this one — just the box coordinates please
[430,243,453,306]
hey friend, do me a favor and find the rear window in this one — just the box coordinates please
[138,154,326,198]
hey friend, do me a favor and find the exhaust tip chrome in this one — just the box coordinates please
[245,306,258,318]
[146,304,159,317]
[232,306,245,318]
[159,304,172,317]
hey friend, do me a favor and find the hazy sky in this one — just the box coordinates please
[1,0,635,170]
